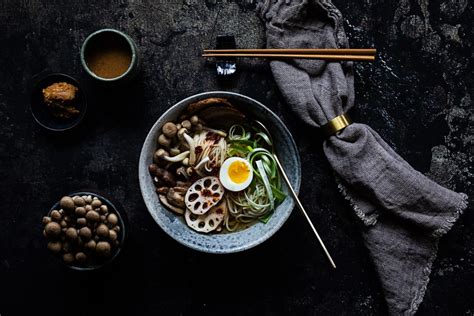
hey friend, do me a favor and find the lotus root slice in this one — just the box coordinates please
[184,203,226,233]
[185,176,224,215]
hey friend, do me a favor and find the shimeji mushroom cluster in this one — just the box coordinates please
[149,97,247,233]
[148,117,229,233]
[154,116,202,166]
[42,195,121,266]
[149,113,227,215]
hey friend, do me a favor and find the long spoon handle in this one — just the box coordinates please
[273,154,337,269]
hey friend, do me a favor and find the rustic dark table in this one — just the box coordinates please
[0,1,472,315]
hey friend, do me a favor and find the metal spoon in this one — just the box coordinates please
[254,120,337,269]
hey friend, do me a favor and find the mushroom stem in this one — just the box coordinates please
[176,167,190,179]
[162,150,190,163]
[193,156,210,177]
[205,164,213,173]
[170,146,181,156]
[194,156,210,171]
[182,133,196,166]
[203,126,227,137]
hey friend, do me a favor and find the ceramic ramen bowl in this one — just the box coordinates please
[138,91,301,253]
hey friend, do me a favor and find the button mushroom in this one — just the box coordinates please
[154,148,170,162]
[107,214,118,226]
[108,230,118,241]
[75,207,86,217]
[77,218,87,226]
[73,196,86,207]
[75,252,87,263]
[99,205,108,214]
[50,210,62,221]
[177,127,188,139]
[190,115,199,125]
[86,210,100,222]
[96,241,112,257]
[79,227,92,240]
[65,227,78,240]
[96,224,109,238]
[60,196,75,212]
[42,216,52,225]
[91,199,102,209]
[47,241,63,253]
[158,134,172,147]
[63,253,75,264]
[181,120,192,130]
[162,122,178,138]
[45,222,61,237]
[85,239,97,251]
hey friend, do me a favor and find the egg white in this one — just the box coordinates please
[219,157,253,192]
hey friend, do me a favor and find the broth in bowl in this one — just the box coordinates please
[84,31,132,79]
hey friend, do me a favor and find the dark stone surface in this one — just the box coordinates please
[0,0,472,315]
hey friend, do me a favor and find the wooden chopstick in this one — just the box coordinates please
[202,53,375,62]
[204,48,377,55]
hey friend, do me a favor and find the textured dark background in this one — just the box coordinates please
[0,0,472,315]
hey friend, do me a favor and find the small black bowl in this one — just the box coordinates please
[46,191,126,271]
[31,73,87,131]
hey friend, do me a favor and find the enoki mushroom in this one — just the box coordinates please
[193,131,227,170]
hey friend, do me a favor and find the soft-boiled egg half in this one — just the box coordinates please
[219,157,253,192]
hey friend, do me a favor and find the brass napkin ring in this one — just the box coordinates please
[321,113,352,136]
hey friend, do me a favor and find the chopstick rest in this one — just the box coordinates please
[215,35,237,78]
[321,113,352,136]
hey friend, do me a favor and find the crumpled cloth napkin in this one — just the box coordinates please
[257,0,468,314]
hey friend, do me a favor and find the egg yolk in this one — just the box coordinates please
[228,161,250,184]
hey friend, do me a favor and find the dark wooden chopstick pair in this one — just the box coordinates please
[203,48,376,62]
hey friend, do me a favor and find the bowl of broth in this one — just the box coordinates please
[81,29,139,83]
[138,91,301,253]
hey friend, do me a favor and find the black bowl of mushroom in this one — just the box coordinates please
[41,191,126,270]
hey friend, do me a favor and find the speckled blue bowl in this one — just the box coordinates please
[138,91,301,253]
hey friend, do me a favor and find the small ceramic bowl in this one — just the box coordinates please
[80,28,139,84]
[139,91,301,254]
[46,191,126,271]
[30,73,87,131]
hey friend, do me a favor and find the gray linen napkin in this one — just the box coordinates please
[257,0,468,314]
